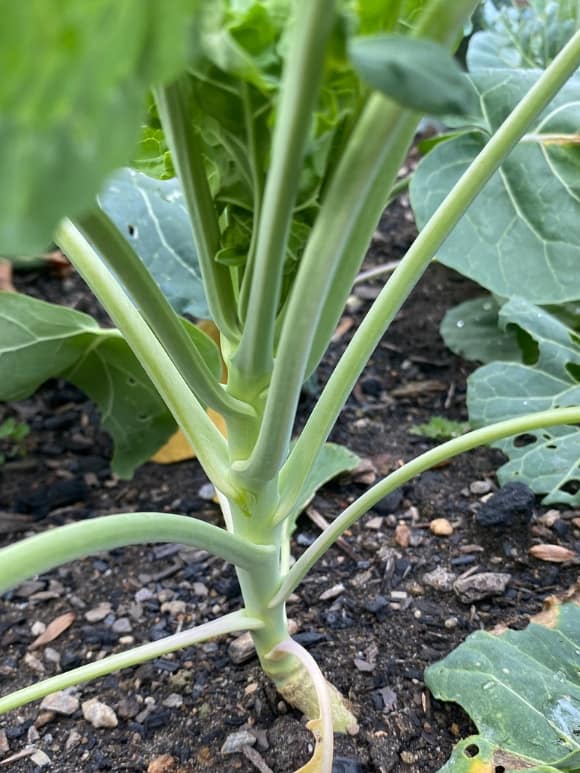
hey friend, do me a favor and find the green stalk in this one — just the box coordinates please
[75,208,253,420]
[229,0,336,397]
[55,219,233,495]
[154,78,239,342]
[271,407,580,605]
[278,28,580,516]
[0,512,274,595]
[0,610,262,716]
[238,0,479,484]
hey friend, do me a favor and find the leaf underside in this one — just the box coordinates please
[427,596,580,772]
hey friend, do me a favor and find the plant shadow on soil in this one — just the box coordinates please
[0,196,578,772]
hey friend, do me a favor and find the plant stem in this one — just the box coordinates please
[229,0,336,397]
[154,78,239,341]
[55,219,233,495]
[0,611,262,716]
[278,28,580,516]
[271,407,580,604]
[0,513,274,595]
[75,208,253,420]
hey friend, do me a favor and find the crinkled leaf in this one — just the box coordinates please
[0,0,200,255]
[0,294,220,478]
[427,596,580,772]
[348,35,477,116]
[441,297,522,364]
[467,297,580,505]
[469,0,578,70]
[411,69,580,304]
[99,168,209,318]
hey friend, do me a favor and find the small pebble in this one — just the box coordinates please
[82,698,118,729]
[221,730,256,755]
[162,693,184,709]
[65,730,82,751]
[112,617,132,634]
[423,567,456,592]
[470,480,492,495]
[395,522,411,548]
[161,600,186,616]
[85,603,112,623]
[430,518,453,536]
[453,572,511,603]
[319,583,345,601]
[40,690,79,716]
[30,750,52,767]
[444,617,458,630]
[0,728,8,753]
[147,754,178,773]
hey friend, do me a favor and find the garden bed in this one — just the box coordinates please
[0,198,578,773]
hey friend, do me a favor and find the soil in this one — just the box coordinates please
[0,195,578,773]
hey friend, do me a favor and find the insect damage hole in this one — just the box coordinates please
[464,744,480,758]
[127,224,138,238]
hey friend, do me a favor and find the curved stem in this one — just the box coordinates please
[154,78,239,341]
[278,29,580,516]
[75,207,253,420]
[55,219,233,496]
[0,610,262,716]
[270,407,580,605]
[0,513,275,595]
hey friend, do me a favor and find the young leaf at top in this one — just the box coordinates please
[411,70,580,304]
[0,293,221,478]
[0,0,199,255]
[467,297,580,505]
[99,169,210,318]
[348,35,477,116]
[426,594,580,772]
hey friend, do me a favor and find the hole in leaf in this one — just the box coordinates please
[559,479,580,495]
[546,444,557,449]
[514,434,536,447]
[513,326,539,365]
[495,767,506,773]
[127,224,137,238]
[464,744,480,758]
[137,413,149,422]
[127,376,137,386]
[566,362,580,382]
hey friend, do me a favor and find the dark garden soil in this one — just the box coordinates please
[0,194,578,773]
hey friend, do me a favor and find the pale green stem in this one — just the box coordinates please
[271,407,580,605]
[230,0,336,398]
[74,208,252,420]
[0,611,262,716]
[237,0,479,485]
[55,219,233,495]
[278,29,580,516]
[0,513,274,595]
[154,79,239,341]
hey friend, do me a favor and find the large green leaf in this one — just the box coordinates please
[0,0,199,254]
[410,70,580,304]
[348,35,477,116]
[426,596,580,772]
[467,297,580,505]
[440,296,522,364]
[99,169,210,318]
[469,0,578,70]
[0,293,221,478]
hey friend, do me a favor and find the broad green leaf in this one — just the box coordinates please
[468,0,578,71]
[0,294,221,478]
[467,297,580,505]
[410,70,580,304]
[410,417,470,440]
[426,596,580,772]
[99,169,210,318]
[441,297,522,364]
[0,0,199,254]
[348,35,477,116]
[288,442,360,530]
